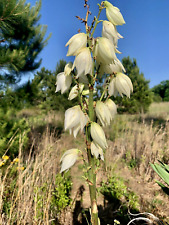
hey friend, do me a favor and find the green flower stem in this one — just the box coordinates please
[86,83,98,225]
[85,4,103,223]
[100,85,108,102]
[91,6,103,38]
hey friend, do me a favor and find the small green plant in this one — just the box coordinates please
[99,175,139,224]
[99,175,139,210]
[122,151,139,170]
[51,173,72,215]
[32,173,72,222]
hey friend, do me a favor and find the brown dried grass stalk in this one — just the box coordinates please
[0,128,62,225]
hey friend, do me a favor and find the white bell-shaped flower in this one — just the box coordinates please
[72,47,93,77]
[102,21,123,47]
[91,122,108,150]
[64,105,88,138]
[55,72,72,94]
[99,58,126,75]
[66,33,87,56]
[91,142,104,161]
[68,84,84,100]
[105,99,117,119]
[95,101,112,127]
[104,1,125,26]
[94,37,117,65]
[60,149,79,173]
[108,73,133,97]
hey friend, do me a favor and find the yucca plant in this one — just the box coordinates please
[150,161,169,196]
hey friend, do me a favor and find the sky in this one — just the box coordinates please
[26,0,169,88]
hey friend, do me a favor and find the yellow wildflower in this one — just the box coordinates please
[2,155,9,160]
[13,158,19,163]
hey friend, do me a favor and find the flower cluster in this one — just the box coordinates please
[56,1,133,172]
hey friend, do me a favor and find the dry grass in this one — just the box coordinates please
[105,113,169,222]
[0,111,86,225]
[148,102,169,120]
[0,128,64,225]
[106,114,169,179]
[149,102,169,114]
[1,103,169,224]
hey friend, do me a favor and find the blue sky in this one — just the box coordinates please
[27,0,169,88]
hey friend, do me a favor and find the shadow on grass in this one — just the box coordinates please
[72,186,140,225]
[71,182,169,225]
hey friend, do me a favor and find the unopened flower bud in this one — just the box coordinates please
[91,122,108,149]
[104,1,125,26]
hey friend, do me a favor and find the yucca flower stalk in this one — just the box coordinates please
[56,1,133,224]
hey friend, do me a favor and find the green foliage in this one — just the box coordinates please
[99,175,139,210]
[31,60,76,111]
[152,80,169,102]
[114,57,153,114]
[152,93,163,102]
[51,173,72,215]
[0,0,51,86]
[0,108,30,157]
[99,175,139,224]
[0,86,26,110]
[8,60,78,111]
[151,161,169,196]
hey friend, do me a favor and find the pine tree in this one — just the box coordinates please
[0,0,51,85]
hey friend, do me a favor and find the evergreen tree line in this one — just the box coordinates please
[152,80,169,102]
[1,57,155,114]
[0,60,77,112]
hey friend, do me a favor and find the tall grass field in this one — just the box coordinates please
[0,102,169,224]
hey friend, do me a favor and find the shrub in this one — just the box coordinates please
[0,108,30,157]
